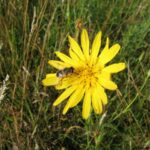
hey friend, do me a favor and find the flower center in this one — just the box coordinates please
[75,64,100,87]
[81,67,93,76]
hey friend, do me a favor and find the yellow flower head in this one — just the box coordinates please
[42,29,125,119]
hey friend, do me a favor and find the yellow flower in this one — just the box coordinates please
[42,29,125,119]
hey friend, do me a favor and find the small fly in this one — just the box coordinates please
[56,67,74,78]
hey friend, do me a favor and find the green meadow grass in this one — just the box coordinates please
[0,0,150,149]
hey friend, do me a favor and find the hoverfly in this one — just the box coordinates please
[56,67,74,78]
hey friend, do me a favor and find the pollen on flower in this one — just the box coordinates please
[42,28,126,119]
[73,62,103,88]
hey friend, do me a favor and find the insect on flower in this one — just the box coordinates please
[56,67,74,78]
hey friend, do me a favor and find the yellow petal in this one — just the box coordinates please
[68,36,85,61]
[99,78,118,90]
[98,44,120,65]
[68,49,84,67]
[69,48,79,61]
[90,31,102,64]
[48,60,70,70]
[42,74,59,86]
[97,37,109,64]
[55,78,71,90]
[103,63,126,73]
[99,71,111,80]
[82,89,91,119]
[105,37,109,49]
[81,29,89,59]
[55,75,83,90]
[55,52,75,66]
[97,84,108,105]
[70,88,85,108]
[63,86,84,114]
[91,87,102,114]
[53,85,77,106]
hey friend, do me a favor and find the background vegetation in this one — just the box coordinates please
[0,0,150,149]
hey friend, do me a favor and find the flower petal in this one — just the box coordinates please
[91,87,102,114]
[53,85,77,106]
[97,84,108,105]
[70,88,85,108]
[55,78,71,90]
[82,88,91,119]
[90,31,102,64]
[81,29,89,59]
[55,51,75,66]
[103,63,126,73]
[63,86,84,114]
[98,70,111,80]
[99,78,118,90]
[98,44,120,65]
[97,37,109,64]
[42,74,59,86]
[55,74,84,90]
[69,48,80,61]
[48,60,70,70]
[68,36,85,61]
